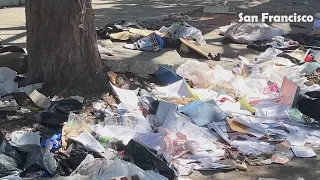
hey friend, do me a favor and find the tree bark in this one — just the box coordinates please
[25,0,102,86]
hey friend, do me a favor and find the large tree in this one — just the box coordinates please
[25,0,102,87]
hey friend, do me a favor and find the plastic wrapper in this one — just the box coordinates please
[180,100,227,126]
[11,131,40,146]
[96,159,168,180]
[105,112,152,133]
[231,140,275,156]
[176,60,213,85]
[71,154,113,178]
[13,145,57,174]
[0,172,21,180]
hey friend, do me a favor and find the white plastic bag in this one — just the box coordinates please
[176,60,213,85]
[0,67,18,95]
[97,159,168,180]
[224,23,284,43]
[11,131,40,146]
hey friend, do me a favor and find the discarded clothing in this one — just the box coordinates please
[123,33,164,52]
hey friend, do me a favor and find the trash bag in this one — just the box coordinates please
[176,60,214,85]
[297,91,320,121]
[14,145,57,174]
[123,140,177,180]
[224,23,284,43]
[160,22,206,45]
[56,146,106,176]
[70,154,113,178]
[97,159,168,180]
[0,45,25,53]
[0,131,22,178]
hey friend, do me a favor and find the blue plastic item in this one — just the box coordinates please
[179,100,227,126]
[156,66,182,85]
[41,132,62,152]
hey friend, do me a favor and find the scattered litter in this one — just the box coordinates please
[4,9,320,180]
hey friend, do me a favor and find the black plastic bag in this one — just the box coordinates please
[297,91,320,121]
[0,131,22,178]
[96,20,143,39]
[124,140,178,180]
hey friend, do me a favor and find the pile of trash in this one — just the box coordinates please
[96,20,213,60]
[2,14,320,180]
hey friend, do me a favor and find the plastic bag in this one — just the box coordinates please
[0,131,21,178]
[180,100,227,126]
[0,172,21,180]
[224,23,284,43]
[105,112,152,133]
[11,131,40,146]
[0,154,21,178]
[176,60,213,85]
[231,140,275,156]
[13,145,57,174]
[97,159,168,180]
[0,67,18,95]
[71,154,113,178]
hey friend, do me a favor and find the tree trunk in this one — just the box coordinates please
[25,0,102,86]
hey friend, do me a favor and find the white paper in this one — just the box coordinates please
[292,146,316,158]
[234,115,269,134]
[207,121,234,144]
[153,79,194,98]
[174,159,194,176]
[286,133,306,146]
[191,88,218,101]
[133,132,164,151]
[155,101,178,127]
[162,109,218,150]
[70,131,105,153]
[311,130,320,138]
[305,135,320,145]
[258,104,291,119]
[110,82,139,110]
